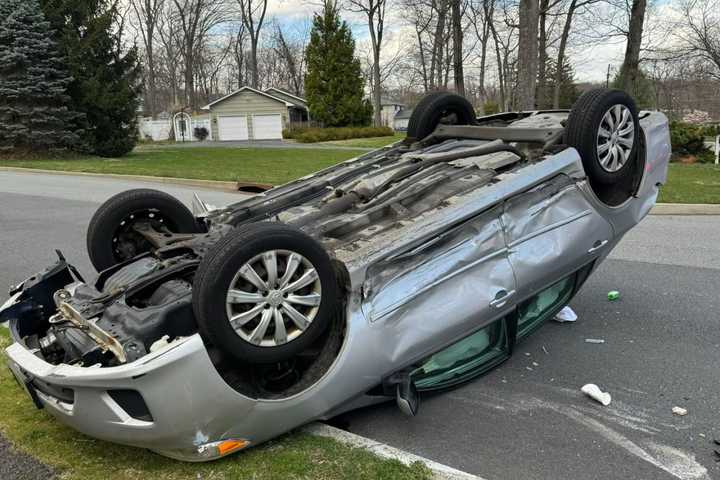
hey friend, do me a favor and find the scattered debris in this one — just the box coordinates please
[524,352,531,356]
[525,366,534,371]
[672,406,688,416]
[585,338,606,344]
[554,306,578,323]
[532,362,539,367]
[714,438,720,446]
[581,383,612,406]
[542,346,549,355]
[607,290,620,301]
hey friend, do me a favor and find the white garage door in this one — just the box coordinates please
[218,116,249,141]
[252,114,283,140]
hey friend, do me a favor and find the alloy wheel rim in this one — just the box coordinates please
[225,250,322,347]
[596,104,635,173]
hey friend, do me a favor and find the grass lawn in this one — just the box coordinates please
[0,330,429,480]
[0,147,359,186]
[1,147,719,204]
[658,163,720,204]
[321,133,406,149]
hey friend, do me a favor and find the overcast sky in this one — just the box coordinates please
[263,0,682,84]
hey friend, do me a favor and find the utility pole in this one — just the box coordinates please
[606,64,611,88]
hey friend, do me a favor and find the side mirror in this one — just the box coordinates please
[396,376,419,417]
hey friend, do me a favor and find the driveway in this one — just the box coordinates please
[1,171,719,480]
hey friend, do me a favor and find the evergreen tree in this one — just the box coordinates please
[305,1,372,127]
[612,67,654,109]
[0,0,83,151]
[40,0,141,157]
[537,59,579,109]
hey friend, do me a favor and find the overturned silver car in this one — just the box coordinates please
[1,89,670,461]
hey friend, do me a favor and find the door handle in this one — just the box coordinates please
[588,239,609,254]
[490,289,516,309]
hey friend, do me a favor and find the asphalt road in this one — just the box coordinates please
[341,216,720,480]
[1,171,719,480]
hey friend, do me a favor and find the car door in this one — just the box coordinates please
[501,174,614,303]
[361,204,517,366]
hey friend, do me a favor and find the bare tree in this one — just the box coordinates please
[172,0,226,110]
[620,0,647,96]
[676,0,720,80]
[157,3,185,109]
[347,0,389,126]
[469,0,495,113]
[236,0,268,88]
[517,0,539,109]
[451,0,465,96]
[130,0,165,118]
[271,22,308,96]
[552,0,600,107]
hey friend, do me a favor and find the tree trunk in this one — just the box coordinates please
[537,0,548,108]
[553,0,576,109]
[430,0,448,90]
[517,0,539,110]
[489,19,505,111]
[250,35,259,88]
[620,0,647,97]
[451,0,464,96]
[373,50,382,126]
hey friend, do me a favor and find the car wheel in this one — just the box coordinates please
[565,88,640,185]
[407,91,476,141]
[87,189,200,271]
[193,222,338,364]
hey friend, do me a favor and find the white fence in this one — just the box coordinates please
[138,117,211,142]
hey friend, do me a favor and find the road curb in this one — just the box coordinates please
[303,422,485,480]
[3,167,720,214]
[650,203,720,215]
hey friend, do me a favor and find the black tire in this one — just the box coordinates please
[87,189,200,271]
[193,222,339,364]
[407,92,476,141]
[565,88,640,185]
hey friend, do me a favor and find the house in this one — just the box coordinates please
[393,108,413,132]
[202,86,308,141]
[380,98,406,127]
[265,87,310,124]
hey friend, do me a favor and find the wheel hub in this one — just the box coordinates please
[267,290,283,307]
[225,249,322,347]
[596,104,635,173]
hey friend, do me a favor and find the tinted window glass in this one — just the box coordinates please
[516,275,574,339]
[412,319,508,391]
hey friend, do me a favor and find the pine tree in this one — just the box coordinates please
[0,0,83,151]
[612,67,655,109]
[40,0,141,157]
[540,60,580,109]
[305,1,372,127]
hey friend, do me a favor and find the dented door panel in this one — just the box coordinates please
[502,177,614,301]
[361,205,516,364]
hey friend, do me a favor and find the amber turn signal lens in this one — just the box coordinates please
[217,439,250,456]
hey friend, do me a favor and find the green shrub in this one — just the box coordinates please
[695,149,716,164]
[292,126,394,143]
[670,121,708,155]
[483,101,500,115]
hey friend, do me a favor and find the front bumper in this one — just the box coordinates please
[3,331,256,461]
